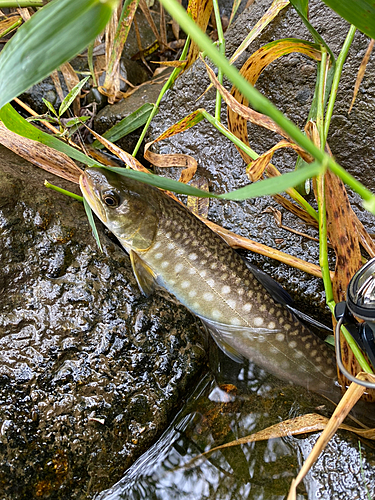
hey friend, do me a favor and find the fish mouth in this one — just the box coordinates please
[79,170,107,222]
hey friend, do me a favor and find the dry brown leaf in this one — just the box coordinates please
[14,97,60,135]
[144,141,197,184]
[349,39,374,113]
[85,125,150,173]
[182,406,375,472]
[202,58,289,140]
[185,0,213,69]
[272,193,318,227]
[150,60,186,68]
[0,122,81,184]
[202,218,330,280]
[187,177,209,217]
[246,139,313,181]
[50,70,64,103]
[228,39,321,166]
[139,0,162,46]
[16,8,31,22]
[60,62,81,116]
[159,2,167,49]
[0,15,22,37]
[305,121,375,400]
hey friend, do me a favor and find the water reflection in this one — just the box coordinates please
[97,346,375,500]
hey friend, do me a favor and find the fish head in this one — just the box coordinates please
[80,167,160,251]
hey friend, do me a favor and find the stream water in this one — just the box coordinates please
[96,346,375,500]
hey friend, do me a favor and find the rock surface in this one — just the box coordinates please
[147,0,375,320]
[0,146,206,499]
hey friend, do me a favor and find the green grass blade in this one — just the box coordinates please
[289,0,335,63]
[0,0,119,109]
[83,197,103,252]
[92,103,154,149]
[103,162,323,200]
[59,76,90,117]
[321,0,375,39]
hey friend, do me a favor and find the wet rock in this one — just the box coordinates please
[0,145,206,499]
[146,0,375,320]
[94,68,173,156]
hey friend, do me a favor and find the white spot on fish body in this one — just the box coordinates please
[206,279,215,287]
[176,249,184,257]
[276,333,285,342]
[155,252,163,259]
[259,305,266,312]
[242,303,252,312]
[221,286,231,294]
[189,290,197,298]
[189,253,198,261]
[230,317,241,326]
[227,299,236,309]
[212,310,222,320]
[294,350,303,358]
[311,350,317,357]
[167,243,174,250]
[289,341,297,349]
[188,268,196,275]
[161,261,169,269]
[253,317,264,327]
[153,242,161,250]
[201,270,207,278]
[305,343,311,349]
[203,292,214,301]
[268,322,276,329]
[175,263,184,273]
[181,281,190,289]
[281,360,291,370]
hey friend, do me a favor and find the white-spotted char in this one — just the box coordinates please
[80,167,337,399]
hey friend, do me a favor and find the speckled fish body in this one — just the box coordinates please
[80,167,337,398]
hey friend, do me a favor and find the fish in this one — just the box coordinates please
[79,166,338,399]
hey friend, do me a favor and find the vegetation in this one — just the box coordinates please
[0,0,375,496]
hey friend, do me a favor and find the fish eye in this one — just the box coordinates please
[102,190,120,208]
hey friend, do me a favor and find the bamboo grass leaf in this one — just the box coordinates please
[321,0,375,39]
[59,76,90,117]
[0,0,119,109]
[92,103,154,149]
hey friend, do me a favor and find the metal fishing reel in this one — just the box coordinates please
[334,257,375,389]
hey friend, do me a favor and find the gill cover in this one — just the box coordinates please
[80,167,160,252]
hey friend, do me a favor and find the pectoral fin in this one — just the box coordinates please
[130,250,158,297]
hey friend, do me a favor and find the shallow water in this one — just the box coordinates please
[97,348,375,500]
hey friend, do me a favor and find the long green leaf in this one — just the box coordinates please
[0,0,119,109]
[83,197,103,252]
[321,0,375,39]
[289,0,335,63]
[103,162,323,200]
[0,103,103,167]
[92,103,154,149]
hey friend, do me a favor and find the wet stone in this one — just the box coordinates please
[0,145,206,499]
